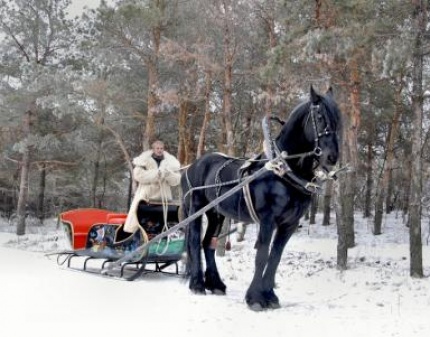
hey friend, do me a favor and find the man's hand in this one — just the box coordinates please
[158,168,171,179]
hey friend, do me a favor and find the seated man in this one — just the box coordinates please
[124,140,181,234]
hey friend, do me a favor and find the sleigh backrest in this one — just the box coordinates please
[60,208,126,249]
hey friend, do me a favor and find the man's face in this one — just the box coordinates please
[152,143,164,157]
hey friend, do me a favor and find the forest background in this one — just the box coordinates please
[1,0,430,276]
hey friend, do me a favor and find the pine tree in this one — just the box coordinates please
[0,0,78,234]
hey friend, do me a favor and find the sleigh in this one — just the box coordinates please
[56,202,185,281]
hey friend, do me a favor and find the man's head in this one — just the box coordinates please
[151,140,165,159]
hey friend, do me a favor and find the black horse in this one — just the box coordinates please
[181,86,342,311]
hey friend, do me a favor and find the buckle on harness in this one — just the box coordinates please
[305,182,322,194]
[313,147,322,157]
[264,160,288,177]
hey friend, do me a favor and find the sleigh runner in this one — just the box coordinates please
[56,202,186,280]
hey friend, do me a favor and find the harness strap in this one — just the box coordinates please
[272,144,322,194]
[242,172,260,225]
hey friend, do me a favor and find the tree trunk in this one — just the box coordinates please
[384,87,403,214]
[309,195,318,225]
[215,0,236,240]
[216,217,231,257]
[223,55,234,157]
[335,177,347,270]
[262,0,276,118]
[196,70,212,159]
[322,179,333,226]
[334,88,349,269]
[16,108,34,236]
[214,3,236,247]
[408,0,425,278]
[99,168,107,209]
[177,100,188,164]
[374,186,384,235]
[402,144,412,220]
[222,1,235,157]
[143,3,164,150]
[363,133,374,218]
[335,75,359,266]
[341,173,355,247]
[374,154,385,235]
[145,58,159,150]
[36,163,46,221]
[373,88,402,235]
[92,122,105,208]
[340,61,361,248]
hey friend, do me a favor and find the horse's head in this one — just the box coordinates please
[276,86,342,178]
[307,86,341,172]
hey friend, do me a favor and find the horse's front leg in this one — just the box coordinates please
[187,212,206,294]
[261,223,297,309]
[202,210,227,295]
[245,220,275,311]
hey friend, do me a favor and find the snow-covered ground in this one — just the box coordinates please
[1,212,430,337]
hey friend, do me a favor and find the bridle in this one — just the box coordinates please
[260,102,340,194]
[308,103,337,159]
[265,102,336,164]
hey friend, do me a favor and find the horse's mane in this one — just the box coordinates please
[320,94,342,132]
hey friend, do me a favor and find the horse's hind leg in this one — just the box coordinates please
[202,209,226,295]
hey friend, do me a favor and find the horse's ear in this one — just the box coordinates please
[310,85,319,104]
[326,86,334,97]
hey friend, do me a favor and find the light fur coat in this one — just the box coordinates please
[124,150,181,233]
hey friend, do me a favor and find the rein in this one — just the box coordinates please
[183,169,242,203]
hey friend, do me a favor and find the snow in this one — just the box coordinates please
[1,212,430,337]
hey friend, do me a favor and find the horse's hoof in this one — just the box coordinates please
[205,283,226,295]
[190,282,206,295]
[248,303,265,312]
[267,301,281,310]
[204,275,226,295]
[190,288,206,295]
